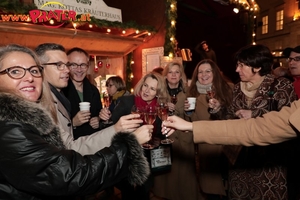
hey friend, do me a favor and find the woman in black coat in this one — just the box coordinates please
[0,44,150,199]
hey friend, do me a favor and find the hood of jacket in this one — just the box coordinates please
[0,93,65,149]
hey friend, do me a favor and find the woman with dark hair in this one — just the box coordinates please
[183,59,233,199]
[0,44,151,199]
[106,75,130,111]
[209,44,297,199]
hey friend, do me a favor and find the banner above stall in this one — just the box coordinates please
[33,0,122,22]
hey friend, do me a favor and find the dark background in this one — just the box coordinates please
[176,0,249,83]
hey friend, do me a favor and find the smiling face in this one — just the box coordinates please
[166,64,181,87]
[288,51,300,77]
[197,63,213,85]
[140,77,158,102]
[43,50,69,91]
[67,51,89,83]
[0,51,42,102]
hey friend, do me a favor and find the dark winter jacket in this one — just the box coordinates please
[63,78,102,139]
[0,93,150,200]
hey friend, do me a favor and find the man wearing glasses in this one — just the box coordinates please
[35,43,150,156]
[284,46,300,98]
[63,47,102,139]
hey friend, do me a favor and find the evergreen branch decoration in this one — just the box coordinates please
[164,0,177,56]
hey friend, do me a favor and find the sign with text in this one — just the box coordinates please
[34,0,122,22]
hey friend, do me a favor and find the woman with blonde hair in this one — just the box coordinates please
[110,72,169,200]
[0,44,151,199]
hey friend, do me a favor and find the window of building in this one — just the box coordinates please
[276,10,284,30]
[262,16,268,34]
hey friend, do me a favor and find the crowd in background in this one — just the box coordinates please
[0,42,300,200]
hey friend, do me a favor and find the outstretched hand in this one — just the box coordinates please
[162,115,193,136]
[114,114,143,133]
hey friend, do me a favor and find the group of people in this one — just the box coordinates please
[1,41,300,200]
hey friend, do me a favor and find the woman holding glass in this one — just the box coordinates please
[109,72,169,200]
[209,44,297,200]
[0,44,151,199]
[186,59,233,200]
[153,61,200,199]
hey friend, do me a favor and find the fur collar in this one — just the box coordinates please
[0,93,65,149]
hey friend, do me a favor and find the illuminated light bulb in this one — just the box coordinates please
[89,24,93,28]
[171,20,176,26]
[250,8,253,11]
[73,22,77,28]
[147,32,151,36]
[170,4,175,9]
[252,33,256,36]
[107,29,111,33]
[122,30,126,34]
[130,88,134,93]
[169,52,174,58]
[131,61,135,64]
[252,42,256,45]
[254,15,257,18]
[136,30,140,34]
[130,73,134,78]
[233,8,239,13]
[50,19,55,25]
[170,37,174,41]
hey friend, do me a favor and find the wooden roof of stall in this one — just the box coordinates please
[0,21,150,56]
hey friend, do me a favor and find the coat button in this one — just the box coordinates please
[67,123,71,127]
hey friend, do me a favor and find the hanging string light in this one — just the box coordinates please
[164,0,177,57]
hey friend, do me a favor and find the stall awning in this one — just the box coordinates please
[0,22,147,56]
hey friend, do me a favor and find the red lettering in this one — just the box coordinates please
[19,15,30,21]
[29,10,41,23]
[54,10,63,22]
[61,11,68,21]
[68,11,76,21]
[10,15,20,21]
[38,11,48,23]
[1,15,11,21]
[47,10,59,21]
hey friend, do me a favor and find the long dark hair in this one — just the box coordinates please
[189,59,233,107]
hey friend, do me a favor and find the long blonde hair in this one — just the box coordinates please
[133,72,169,101]
[0,44,58,124]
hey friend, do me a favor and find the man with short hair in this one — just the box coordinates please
[35,43,151,155]
[284,46,300,97]
[63,47,102,139]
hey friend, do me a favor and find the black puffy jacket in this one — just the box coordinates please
[0,93,150,200]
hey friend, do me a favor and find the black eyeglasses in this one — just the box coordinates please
[0,65,43,79]
[287,57,300,62]
[67,63,89,69]
[42,62,69,71]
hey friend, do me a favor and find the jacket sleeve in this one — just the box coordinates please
[192,100,300,146]
[61,125,116,155]
[0,122,149,196]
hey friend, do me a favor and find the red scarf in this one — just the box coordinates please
[134,96,158,133]
[293,76,300,98]
[134,96,158,108]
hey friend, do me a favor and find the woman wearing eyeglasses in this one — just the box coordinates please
[0,44,151,199]
[62,47,102,139]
